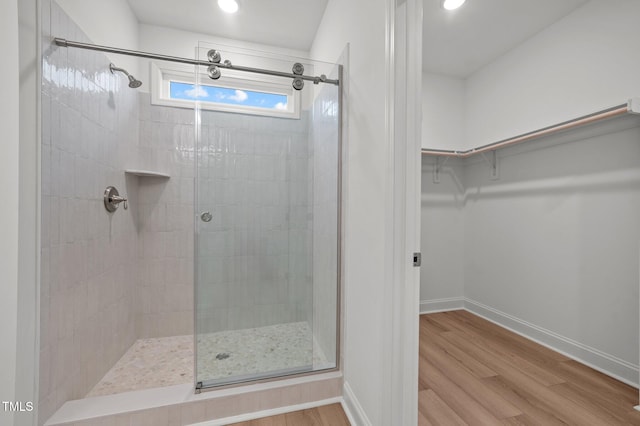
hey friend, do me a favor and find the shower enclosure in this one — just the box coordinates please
[40,2,342,421]
[192,42,342,389]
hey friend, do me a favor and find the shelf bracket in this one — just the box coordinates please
[479,150,499,180]
[433,156,450,184]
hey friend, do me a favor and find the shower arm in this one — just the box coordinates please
[53,38,340,86]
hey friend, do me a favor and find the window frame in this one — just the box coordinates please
[150,62,301,119]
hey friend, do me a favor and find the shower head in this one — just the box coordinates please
[127,75,143,88]
[109,63,142,89]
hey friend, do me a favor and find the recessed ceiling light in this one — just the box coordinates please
[218,0,238,14]
[443,0,466,11]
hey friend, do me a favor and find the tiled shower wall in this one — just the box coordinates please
[40,3,139,423]
[135,94,195,338]
[196,110,313,334]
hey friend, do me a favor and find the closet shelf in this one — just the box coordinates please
[422,98,640,158]
[125,169,171,178]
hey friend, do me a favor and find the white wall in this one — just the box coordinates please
[311,0,392,424]
[55,0,140,78]
[0,1,39,425]
[422,73,464,150]
[139,24,310,61]
[17,0,39,424]
[0,1,20,425]
[420,158,465,311]
[465,0,640,150]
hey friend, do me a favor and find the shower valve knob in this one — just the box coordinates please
[103,186,127,212]
[200,212,213,222]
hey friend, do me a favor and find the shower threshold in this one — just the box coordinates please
[198,364,314,390]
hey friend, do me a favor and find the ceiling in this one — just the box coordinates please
[126,0,328,51]
[423,0,589,77]
[127,0,589,76]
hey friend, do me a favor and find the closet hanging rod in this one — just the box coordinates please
[53,38,340,86]
[422,99,640,158]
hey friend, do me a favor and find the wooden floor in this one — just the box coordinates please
[419,310,640,425]
[229,403,350,426]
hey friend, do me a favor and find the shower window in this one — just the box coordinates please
[170,82,289,110]
[151,62,300,118]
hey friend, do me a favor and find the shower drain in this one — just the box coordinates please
[215,352,230,360]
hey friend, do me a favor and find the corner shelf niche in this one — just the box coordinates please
[125,169,171,179]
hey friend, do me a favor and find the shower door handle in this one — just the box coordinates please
[200,212,213,222]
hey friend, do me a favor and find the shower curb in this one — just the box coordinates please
[44,372,343,426]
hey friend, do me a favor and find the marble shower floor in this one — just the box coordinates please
[86,322,327,397]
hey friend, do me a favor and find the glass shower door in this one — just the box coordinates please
[194,42,341,389]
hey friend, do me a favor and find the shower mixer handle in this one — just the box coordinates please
[110,195,128,210]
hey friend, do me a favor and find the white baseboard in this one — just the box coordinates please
[464,298,639,388]
[420,297,464,314]
[342,381,372,426]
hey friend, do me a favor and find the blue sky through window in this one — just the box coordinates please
[170,81,288,110]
